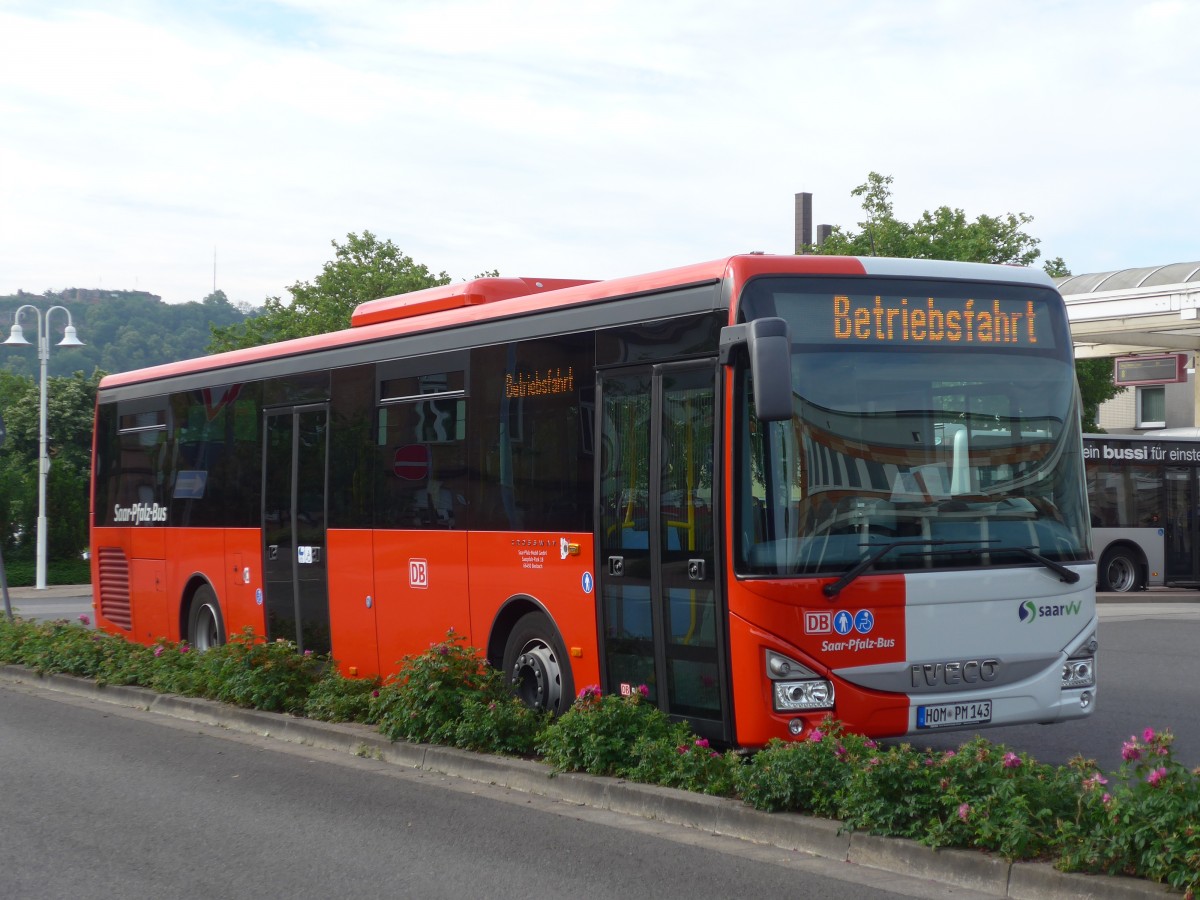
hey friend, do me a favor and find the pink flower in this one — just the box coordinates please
[808,729,824,743]
[942,749,957,760]
[1121,739,1141,762]
[1082,773,1108,791]
[835,744,848,759]
[1147,766,1168,786]
[179,644,190,654]
[864,739,878,750]
[78,614,90,625]
[676,745,688,755]
[1101,793,1112,806]
[371,690,380,698]
[637,684,649,698]
[153,645,164,658]
[957,802,971,822]
[1002,752,1022,769]
[577,684,601,700]
[1142,727,1157,743]
[694,738,710,749]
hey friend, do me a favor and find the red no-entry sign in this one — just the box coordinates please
[393,444,430,481]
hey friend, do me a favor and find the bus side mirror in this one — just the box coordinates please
[719,317,793,422]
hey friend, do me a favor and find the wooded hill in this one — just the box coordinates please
[0,289,251,379]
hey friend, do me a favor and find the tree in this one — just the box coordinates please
[811,173,1117,427]
[209,232,451,351]
[2,289,249,378]
[810,172,1043,265]
[1026,258,1121,432]
[0,369,101,561]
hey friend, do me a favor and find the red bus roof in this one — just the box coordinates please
[97,254,871,390]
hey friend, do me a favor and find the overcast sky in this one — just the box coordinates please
[2,0,1197,307]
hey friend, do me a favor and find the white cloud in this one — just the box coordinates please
[1,0,1197,305]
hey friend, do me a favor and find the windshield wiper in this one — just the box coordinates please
[823,540,962,600]
[822,539,1081,600]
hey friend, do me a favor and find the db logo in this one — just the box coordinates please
[805,611,832,634]
[409,559,429,589]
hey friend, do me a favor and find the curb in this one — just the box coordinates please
[0,665,1177,900]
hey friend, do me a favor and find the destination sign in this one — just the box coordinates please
[1113,354,1187,387]
[832,296,1047,346]
[505,367,575,398]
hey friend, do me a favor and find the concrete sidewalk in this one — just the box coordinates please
[3,584,93,601]
[0,665,1174,900]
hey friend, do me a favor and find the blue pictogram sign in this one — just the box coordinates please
[834,610,854,635]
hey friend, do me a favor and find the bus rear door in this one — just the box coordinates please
[262,405,333,653]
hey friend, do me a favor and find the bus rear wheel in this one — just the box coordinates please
[502,612,574,716]
[1099,548,1141,593]
[187,585,226,650]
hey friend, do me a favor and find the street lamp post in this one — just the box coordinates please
[3,305,85,590]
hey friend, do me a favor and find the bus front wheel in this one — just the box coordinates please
[1099,548,1141,593]
[502,612,574,716]
[187,585,226,650]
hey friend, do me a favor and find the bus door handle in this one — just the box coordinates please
[268,545,279,561]
[688,559,706,581]
[608,556,625,577]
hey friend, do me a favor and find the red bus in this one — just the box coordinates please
[90,254,1097,745]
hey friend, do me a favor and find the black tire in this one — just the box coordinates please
[187,585,226,650]
[1099,548,1141,593]
[502,611,574,716]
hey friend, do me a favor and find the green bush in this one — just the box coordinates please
[537,684,682,778]
[305,670,382,723]
[1058,729,1200,893]
[736,718,875,816]
[375,630,545,755]
[1,556,92,587]
[199,629,326,715]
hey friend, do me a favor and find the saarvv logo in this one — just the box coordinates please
[1019,599,1082,622]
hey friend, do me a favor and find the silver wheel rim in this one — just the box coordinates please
[193,603,221,650]
[511,641,563,712]
[1105,557,1137,592]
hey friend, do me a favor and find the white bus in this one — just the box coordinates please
[1085,432,1200,592]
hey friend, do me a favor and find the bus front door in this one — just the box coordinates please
[262,405,332,654]
[597,364,728,743]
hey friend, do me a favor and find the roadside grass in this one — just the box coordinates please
[1,615,1196,897]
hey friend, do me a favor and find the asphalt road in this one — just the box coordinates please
[0,681,996,900]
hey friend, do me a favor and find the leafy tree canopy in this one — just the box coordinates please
[209,231,451,351]
[810,172,1116,430]
[810,172,1046,266]
[0,369,101,560]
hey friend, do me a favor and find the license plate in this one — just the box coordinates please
[916,700,992,729]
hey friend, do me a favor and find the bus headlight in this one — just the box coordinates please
[766,650,835,711]
[1062,657,1095,689]
[774,679,835,711]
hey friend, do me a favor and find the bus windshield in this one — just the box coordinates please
[735,276,1091,577]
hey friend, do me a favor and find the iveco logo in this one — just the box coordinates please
[911,658,1000,688]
